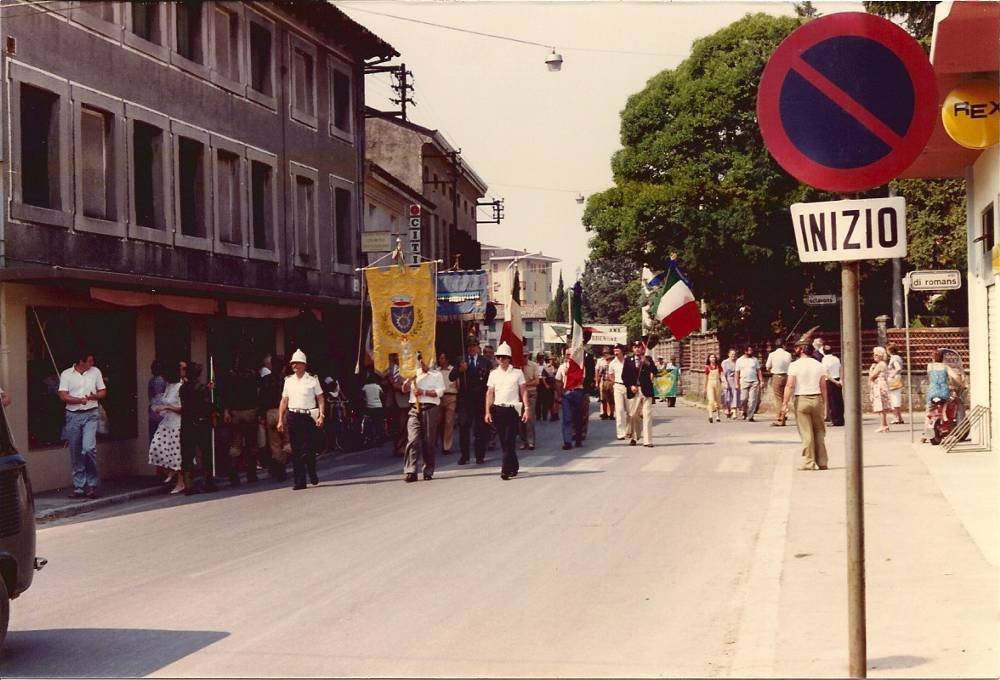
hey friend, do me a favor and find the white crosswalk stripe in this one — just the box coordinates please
[716,456,752,473]
[641,455,684,472]
[567,457,615,472]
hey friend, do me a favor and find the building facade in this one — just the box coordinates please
[0,1,395,490]
[900,1,999,453]
[481,245,559,307]
[480,303,548,357]
[365,116,488,270]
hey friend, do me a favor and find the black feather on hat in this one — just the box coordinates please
[795,325,821,347]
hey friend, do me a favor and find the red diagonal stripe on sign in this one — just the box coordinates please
[791,55,905,149]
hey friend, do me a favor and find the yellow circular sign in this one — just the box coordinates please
[941,79,1000,149]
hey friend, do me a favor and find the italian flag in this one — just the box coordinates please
[565,281,585,384]
[499,266,525,367]
[648,260,700,341]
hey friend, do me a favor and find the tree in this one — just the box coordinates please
[579,256,639,324]
[794,1,819,18]
[864,2,938,47]
[546,271,567,322]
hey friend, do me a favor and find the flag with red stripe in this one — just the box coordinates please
[499,266,525,367]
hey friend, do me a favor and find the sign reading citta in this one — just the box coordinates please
[789,196,906,263]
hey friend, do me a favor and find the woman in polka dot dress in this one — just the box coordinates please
[148,365,184,493]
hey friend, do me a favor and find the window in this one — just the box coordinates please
[330,66,353,139]
[248,152,277,260]
[131,2,161,43]
[525,321,534,332]
[980,203,996,277]
[213,145,244,255]
[20,84,62,211]
[333,185,353,267]
[175,1,205,64]
[290,36,317,127]
[248,15,274,102]
[291,164,319,268]
[79,107,116,220]
[71,2,122,40]
[127,106,172,243]
[172,122,211,250]
[211,4,241,87]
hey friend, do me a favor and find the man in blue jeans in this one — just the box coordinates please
[556,347,585,450]
[57,351,107,499]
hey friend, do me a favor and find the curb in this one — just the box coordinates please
[35,484,167,524]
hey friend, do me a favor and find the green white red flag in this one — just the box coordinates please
[647,260,700,341]
[499,266,525,367]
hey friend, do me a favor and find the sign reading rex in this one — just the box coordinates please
[789,196,906,263]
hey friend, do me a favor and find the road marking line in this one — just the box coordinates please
[522,455,556,469]
[566,457,612,472]
[716,456,752,473]
[641,455,684,472]
[728,458,793,677]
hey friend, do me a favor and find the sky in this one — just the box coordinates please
[336,0,862,291]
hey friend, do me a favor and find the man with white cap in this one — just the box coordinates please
[485,342,530,480]
[277,349,325,490]
[402,352,444,482]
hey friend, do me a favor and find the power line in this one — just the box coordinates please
[336,3,687,58]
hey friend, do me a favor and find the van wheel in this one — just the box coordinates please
[0,576,9,649]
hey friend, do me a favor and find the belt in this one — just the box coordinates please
[288,408,314,414]
[66,407,98,413]
[494,403,518,409]
[772,373,787,376]
[796,393,821,397]
[410,403,437,408]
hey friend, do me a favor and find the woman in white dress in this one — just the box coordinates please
[148,365,184,493]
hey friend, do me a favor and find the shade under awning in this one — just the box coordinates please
[227,300,305,320]
[90,287,220,315]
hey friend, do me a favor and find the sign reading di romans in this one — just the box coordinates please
[789,196,907,263]
[907,269,962,291]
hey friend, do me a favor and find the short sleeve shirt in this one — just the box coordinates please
[487,365,525,405]
[788,357,827,395]
[58,366,106,411]
[362,383,383,409]
[766,348,792,375]
[521,360,539,388]
[735,356,760,385]
[822,354,842,380]
[410,369,445,406]
[282,372,323,410]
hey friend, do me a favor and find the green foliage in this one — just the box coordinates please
[546,271,567,322]
[579,256,638,324]
[794,1,819,18]
[864,2,939,47]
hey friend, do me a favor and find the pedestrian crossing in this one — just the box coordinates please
[513,447,774,477]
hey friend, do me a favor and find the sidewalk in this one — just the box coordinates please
[724,407,997,678]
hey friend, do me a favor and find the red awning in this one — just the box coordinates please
[90,287,220,315]
[226,300,302,320]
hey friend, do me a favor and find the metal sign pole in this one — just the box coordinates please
[842,261,867,678]
[903,275,914,443]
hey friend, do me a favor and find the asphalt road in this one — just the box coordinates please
[5,404,795,677]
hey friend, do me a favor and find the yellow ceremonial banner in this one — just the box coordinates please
[365,262,436,379]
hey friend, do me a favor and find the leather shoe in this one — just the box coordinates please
[457,457,469,465]
[293,484,306,490]
[500,473,510,480]
[404,473,418,483]
[85,488,99,499]
[562,443,572,450]
[629,439,637,446]
[423,471,433,480]
[309,474,319,486]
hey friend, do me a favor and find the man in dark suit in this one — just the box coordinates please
[450,338,493,464]
[621,340,657,447]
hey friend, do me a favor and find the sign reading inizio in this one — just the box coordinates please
[790,196,906,262]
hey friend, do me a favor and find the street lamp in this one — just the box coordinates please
[545,49,563,71]
[575,193,585,204]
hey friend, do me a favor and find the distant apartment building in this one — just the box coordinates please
[365,117,488,270]
[0,1,395,491]
[481,303,548,357]
[481,245,559,307]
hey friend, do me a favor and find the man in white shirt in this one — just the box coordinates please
[485,342,529,480]
[765,339,793,426]
[821,345,844,426]
[58,350,107,499]
[781,337,829,470]
[608,344,630,440]
[277,349,325,490]
[735,346,763,421]
[402,353,444,482]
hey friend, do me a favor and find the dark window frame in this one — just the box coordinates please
[126,104,174,245]
[210,134,247,258]
[208,1,245,95]
[980,202,996,277]
[171,120,212,252]
[247,148,279,262]
[72,85,126,237]
[124,1,169,61]
[288,34,318,129]
[245,8,277,110]
[330,175,356,271]
[9,63,72,229]
[328,59,354,143]
[290,162,320,269]
[170,0,210,80]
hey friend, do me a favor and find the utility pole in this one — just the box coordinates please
[890,185,904,327]
[363,60,414,121]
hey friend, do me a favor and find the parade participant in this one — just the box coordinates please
[258,355,289,481]
[580,350,596,440]
[148,364,184,494]
[597,348,614,420]
[259,353,273,378]
[58,350,107,500]
[451,339,490,465]
[822,345,844,426]
[609,344,629,439]
[482,345,498,450]
[548,356,562,421]
[518,352,540,450]
[556,347,585,450]
[811,336,826,362]
[663,356,681,407]
[886,343,905,425]
[622,340,656,446]
[765,338,792,426]
[386,354,411,457]
[486,342,530,480]
[361,375,385,444]
[180,362,216,495]
[705,354,723,423]
[869,347,891,433]
[735,346,763,421]
[536,352,552,420]
[437,353,458,454]
[721,348,739,419]
[781,336,829,470]
[221,356,260,485]
[277,350,325,490]
[402,353,443,482]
